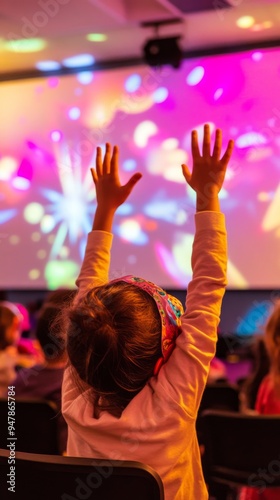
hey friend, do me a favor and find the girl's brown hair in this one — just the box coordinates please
[264,300,280,395]
[64,281,162,417]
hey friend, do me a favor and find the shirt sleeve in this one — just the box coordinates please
[153,211,227,418]
[75,230,113,296]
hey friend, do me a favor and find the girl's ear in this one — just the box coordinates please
[153,357,164,376]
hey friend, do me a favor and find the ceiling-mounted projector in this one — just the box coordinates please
[143,36,183,69]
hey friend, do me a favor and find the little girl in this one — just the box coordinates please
[62,124,234,499]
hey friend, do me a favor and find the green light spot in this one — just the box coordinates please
[86,33,107,42]
[5,38,47,53]
[45,260,79,290]
[24,203,44,224]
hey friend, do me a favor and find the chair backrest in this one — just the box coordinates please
[0,398,60,454]
[196,383,240,444]
[200,410,280,492]
[0,448,165,500]
[199,382,240,414]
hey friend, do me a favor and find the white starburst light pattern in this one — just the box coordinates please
[41,146,95,258]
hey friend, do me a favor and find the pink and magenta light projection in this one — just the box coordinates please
[1,47,280,290]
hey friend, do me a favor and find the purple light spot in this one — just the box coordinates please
[12,177,31,190]
[123,159,137,171]
[76,72,94,85]
[50,130,63,142]
[214,88,223,100]
[47,77,60,88]
[26,141,39,151]
[153,87,168,103]
[68,107,81,120]
[252,52,263,62]
[62,54,95,68]
[17,158,33,181]
[186,66,205,86]
[125,74,141,93]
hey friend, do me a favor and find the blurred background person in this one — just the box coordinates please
[12,290,75,453]
[0,301,41,396]
[239,337,270,414]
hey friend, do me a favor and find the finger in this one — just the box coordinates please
[110,145,119,178]
[181,164,191,184]
[124,173,142,193]
[202,124,211,157]
[90,168,98,185]
[191,130,200,160]
[95,147,102,177]
[212,129,222,159]
[221,139,234,166]
[103,142,111,174]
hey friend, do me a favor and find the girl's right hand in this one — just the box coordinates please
[91,143,142,213]
[91,143,142,231]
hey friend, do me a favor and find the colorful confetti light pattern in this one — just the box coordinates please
[1,48,280,289]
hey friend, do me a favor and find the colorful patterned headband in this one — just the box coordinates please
[109,275,183,375]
